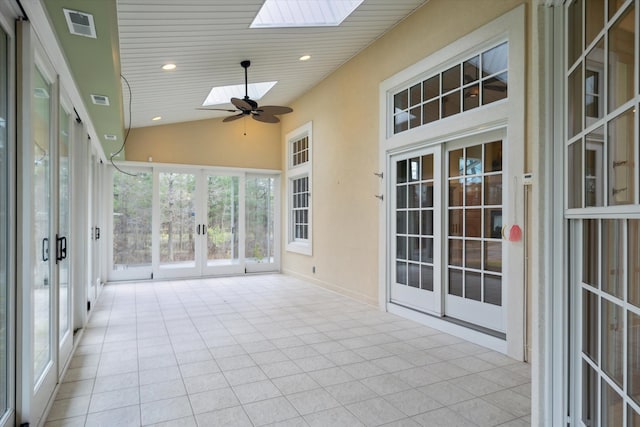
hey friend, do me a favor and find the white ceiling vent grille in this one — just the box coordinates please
[63,9,97,38]
[90,94,110,106]
[104,134,117,141]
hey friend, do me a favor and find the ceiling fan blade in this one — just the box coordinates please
[252,113,279,124]
[258,105,293,115]
[223,113,245,122]
[196,107,238,112]
[231,97,252,111]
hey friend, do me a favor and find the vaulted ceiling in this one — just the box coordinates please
[43,0,428,157]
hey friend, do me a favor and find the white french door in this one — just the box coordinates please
[111,167,277,281]
[17,22,58,426]
[444,136,505,332]
[390,147,441,314]
[154,170,246,279]
[387,130,507,334]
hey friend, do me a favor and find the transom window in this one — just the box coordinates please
[392,42,509,134]
[292,136,309,167]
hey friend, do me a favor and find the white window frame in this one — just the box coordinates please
[286,121,313,255]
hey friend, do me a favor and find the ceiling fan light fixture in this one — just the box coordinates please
[250,0,364,28]
[161,63,176,71]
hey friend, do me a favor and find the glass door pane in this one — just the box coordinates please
[112,170,152,279]
[204,175,240,271]
[32,66,52,383]
[246,175,277,271]
[58,104,72,370]
[158,172,198,276]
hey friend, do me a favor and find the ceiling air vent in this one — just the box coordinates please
[63,9,97,38]
[90,94,110,106]
[104,134,117,141]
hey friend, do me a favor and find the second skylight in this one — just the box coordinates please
[250,0,364,28]
[202,81,277,106]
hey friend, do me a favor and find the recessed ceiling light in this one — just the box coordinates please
[152,116,162,121]
[202,81,277,106]
[299,55,311,61]
[162,63,176,71]
[251,0,364,28]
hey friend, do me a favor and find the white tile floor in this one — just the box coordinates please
[45,274,531,427]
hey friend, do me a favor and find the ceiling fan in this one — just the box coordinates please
[199,60,293,123]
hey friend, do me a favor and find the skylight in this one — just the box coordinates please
[250,0,364,28]
[202,81,277,106]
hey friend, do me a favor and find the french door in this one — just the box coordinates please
[155,170,245,278]
[444,137,505,332]
[388,131,506,333]
[110,167,278,280]
[18,22,58,426]
[390,147,441,313]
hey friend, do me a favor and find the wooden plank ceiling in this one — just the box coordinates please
[117,0,428,128]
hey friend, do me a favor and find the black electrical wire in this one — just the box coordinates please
[16,0,29,20]
[110,74,137,177]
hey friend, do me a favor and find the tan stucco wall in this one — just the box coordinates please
[280,0,528,305]
[124,116,281,170]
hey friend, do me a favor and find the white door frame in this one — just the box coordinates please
[378,5,525,359]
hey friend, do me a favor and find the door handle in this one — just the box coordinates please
[56,235,67,263]
[196,224,201,235]
[42,237,49,262]
[202,224,207,235]
[94,227,101,240]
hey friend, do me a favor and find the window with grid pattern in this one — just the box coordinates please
[286,122,312,255]
[392,42,508,134]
